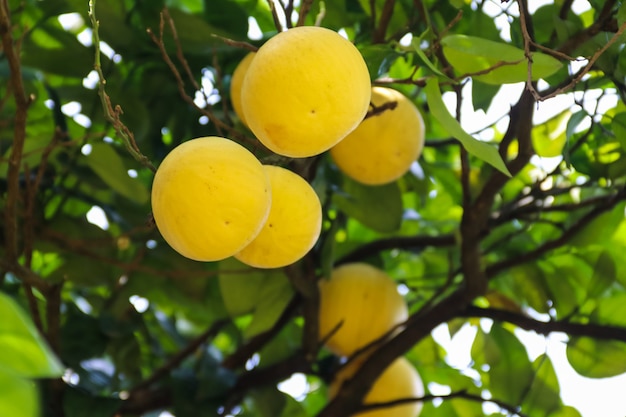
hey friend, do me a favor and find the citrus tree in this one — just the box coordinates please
[2,0,626,416]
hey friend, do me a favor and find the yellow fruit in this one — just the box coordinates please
[151,137,271,262]
[329,357,424,417]
[330,87,425,185]
[318,263,408,356]
[241,26,371,157]
[235,165,322,268]
[230,52,255,126]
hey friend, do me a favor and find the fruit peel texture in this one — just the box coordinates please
[331,86,425,185]
[241,26,371,157]
[235,165,322,268]
[151,136,271,261]
[318,263,408,356]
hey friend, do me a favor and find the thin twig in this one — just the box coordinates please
[538,22,626,101]
[146,13,259,150]
[88,0,156,172]
[297,0,315,26]
[130,319,229,393]
[1,0,30,265]
[359,391,530,417]
[211,34,258,51]
[365,100,398,119]
[266,0,284,32]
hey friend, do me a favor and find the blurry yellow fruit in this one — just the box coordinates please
[330,87,425,185]
[235,165,322,268]
[230,52,255,126]
[241,26,371,157]
[318,263,408,356]
[329,357,424,417]
[151,137,271,262]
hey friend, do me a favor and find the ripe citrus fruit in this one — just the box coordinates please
[318,263,408,356]
[230,52,255,126]
[330,86,425,185]
[151,136,271,262]
[329,356,424,417]
[241,26,371,157]
[235,165,322,268]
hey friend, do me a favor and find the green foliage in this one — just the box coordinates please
[2,0,626,416]
[424,78,510,175]
[442,34,562,84]
[0,293,63,378]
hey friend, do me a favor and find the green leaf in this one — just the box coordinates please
[471,79,501,113]
[359,44,403,79]
[570,201,626,247]
[249,386,288,417]
[203,0,249,39]
[411,33,452,80]
[0,292,64,378]
[63,387,122,417]
[586,249,616,298]
[592,292,626,327]
[611,112,626,151]
[441,34,562,84]
[218,258,294,338]
[619,1,626,27]
[60,304,108,366]
[494,263,551,313]
[471,323,533,404]
[522,355,561,416]
[84,143,149,204]
[21,23,93,78]
[549,405,583,417]
[0,368,38,417]
[333,176,403,233]
[424,78,510,176]
[566,337,626,378]
[532,110,571,157]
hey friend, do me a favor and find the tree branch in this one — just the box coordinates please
[359,390,530,417]
[372,0,395,43]
[486,185,626,278]
[336,234,456,264]
[1,0,30,265]
[461,306,626,342]
[222,296,300,369]
[316,288,469,417]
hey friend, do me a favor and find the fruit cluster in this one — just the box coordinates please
[232,27,426,185]
[318,263,424,417]
[150,25,425,415]
[150,136,322,268]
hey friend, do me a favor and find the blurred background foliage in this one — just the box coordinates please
[2,0,626,416]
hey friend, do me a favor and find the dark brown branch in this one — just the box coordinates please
[359,390,530,417]
[538,22,626,101]
[266,0,284,32]
[129,319,229,394]
[45,283,63,354]
[222,296,300,369]
[317,288,470,417]
[296,0,314,26]
[365,100,398,119]
[492,191,622,224]
[486,185,626,279]
[285,255,320,361]
[557,0,617,56]
[461,306,626,342]
[372,0,395,43]
[231,352,310,393]
[336,234,456,264]
[146,14,259,150]
[1,0,30,265]
[210,34,258,51]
